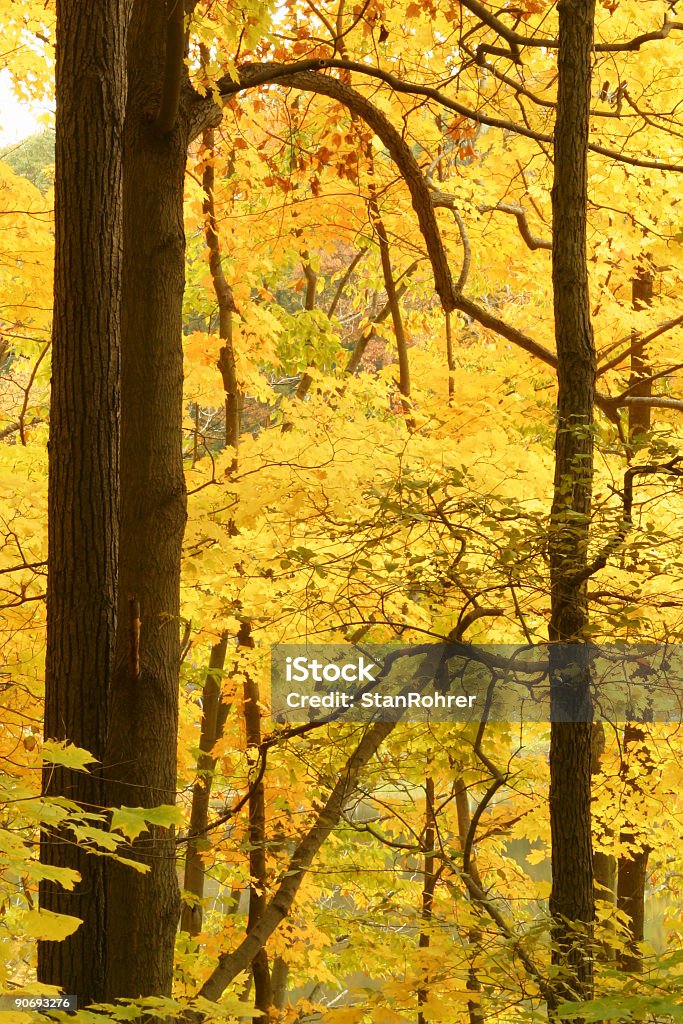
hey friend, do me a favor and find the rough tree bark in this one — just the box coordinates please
[104,0,219,997]
[38,0,127,1005]
[242,650,273,1020]
[591,721,616,958]
[547,0,597,1010]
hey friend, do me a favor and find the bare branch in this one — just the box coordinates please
[327,250,366,318]
[430,192,472,290]
[479,203,551,251]
[460,1,682,56]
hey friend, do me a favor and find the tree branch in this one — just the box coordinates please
[479,203,552,251]
[218,60,683,172]
[460,1,681,56]
[197,721,395,1001]
[327,250,366,318]
[571,456,683,585]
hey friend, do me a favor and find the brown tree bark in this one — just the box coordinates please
[547,0,597,1010]
[591,722,616,960]
[454,780,484,1024]
[242,650,273,1020]
[180,636,229,936]
[368,192,413,424]
[627,265,654,441]
[199,121,240,458]
[417,776,436,1024]
[616,722,653,973]
[104,1,219,997]
[180,117,248,937]
[38,0,127,1004]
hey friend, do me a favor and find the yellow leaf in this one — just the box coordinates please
[19,909,82,941]
[324,1009,365,1024]
[375,1010,407,1024]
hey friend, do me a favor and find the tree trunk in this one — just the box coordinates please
[454,779,484,1024]
[180,636,229,936]
[616,722,653,973]
[104,0,193,997]
[417,776,436,1024]
[548,0,597,1010]
[627,265,654,441]
[242,645,273,1020]
[38,0,127,1004]
[591,722,616,960]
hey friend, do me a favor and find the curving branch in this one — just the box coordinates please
[219,63,458,311]
[595,18,683,52]
[430,192,472,290]
[479,203,552,251]
[214,62,681,427]
[216,59,683,173]
[571,456,683,585]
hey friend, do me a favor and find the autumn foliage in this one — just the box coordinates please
[2,1,683,1021]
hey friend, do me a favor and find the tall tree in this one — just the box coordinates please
[38,0,128,1005]
[104,1,220,998]
[548,0,597,1008]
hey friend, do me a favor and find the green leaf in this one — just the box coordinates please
[110,805,183,840]
[41,741,98,770]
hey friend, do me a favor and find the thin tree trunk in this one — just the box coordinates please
[591,722,616,960]
[616,722,653,973]
[627,265,654,441]
[38,0,127,1004]
[242,629,272,1020]
[181,636,229,936]
[417,777,436,1024]
[445,309,455,404]
[294,250,318,401]
[181,116,242,935]
[548,0,597,1011]
[344,263,419,377]
[199,722,395,1001]
[368,190,413,425]
[271,957,289,1011]
[615,249,654,976]
[199,120,240,458]
[454,779,484,1024]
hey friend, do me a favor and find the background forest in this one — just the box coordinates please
[1,1,683,1022]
